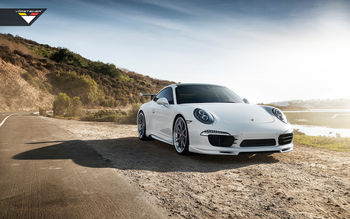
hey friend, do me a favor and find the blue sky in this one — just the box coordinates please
[1,0,350,103]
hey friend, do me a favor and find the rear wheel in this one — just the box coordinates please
[137,111,149,140]
[173,116,189,155]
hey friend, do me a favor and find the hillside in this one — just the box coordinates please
[0,33,172,112]
[266,99,350,110]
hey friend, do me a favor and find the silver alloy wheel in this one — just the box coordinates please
[173,117,187,153]
[137,112,145,138]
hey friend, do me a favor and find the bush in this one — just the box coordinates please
[69,96,83,117]
[39,107,47,116]
[89,61,121,78]
[50,48,124,78]
[31,46,54,58]
[13,49,24,56]
[1,56,17,65]
[119,73,133,82]
[44,63,55,70]
[99,96,116,107]
[53,93,84,117]
[52,71,99,105]
[0,45,10,53]
[121,104,140,124]
[53,92,71,116]
[50,48,88,68]
[82,110,123,122]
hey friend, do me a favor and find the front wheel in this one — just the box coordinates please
[173,116,190,155]
[137,111,150,140]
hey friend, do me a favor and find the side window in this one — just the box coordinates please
[153,87,174,104]
[164,87,174,104]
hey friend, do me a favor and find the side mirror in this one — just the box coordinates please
[156,97,169,106]
[243,98,250,104]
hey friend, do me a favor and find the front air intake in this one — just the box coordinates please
[208,135,235,147]
[240,139,276,147]
[278,133,293,145]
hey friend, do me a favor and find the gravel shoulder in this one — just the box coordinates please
[43,116,350,218]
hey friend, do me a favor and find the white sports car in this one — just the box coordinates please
[137,83,293,155]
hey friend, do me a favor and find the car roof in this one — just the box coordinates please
[169,83,225,88]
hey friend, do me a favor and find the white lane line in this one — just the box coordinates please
[0,114,13,128]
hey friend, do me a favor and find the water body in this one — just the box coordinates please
[282,109,350,136]
[293,124,350,137]
[284,109,350,113]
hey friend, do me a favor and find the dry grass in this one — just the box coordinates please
[81,104,140,124]
[294,130,350,152]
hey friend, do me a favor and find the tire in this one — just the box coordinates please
[137,111,150,140]
[173,116,190,155]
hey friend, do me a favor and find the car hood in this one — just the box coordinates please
[186,103,275,124]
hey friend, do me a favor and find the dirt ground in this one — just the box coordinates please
[44,117,350,218]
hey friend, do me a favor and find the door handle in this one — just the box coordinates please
[152,110,155,114]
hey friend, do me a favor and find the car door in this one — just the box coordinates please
[148,88,167,135]
[152,87,175,143]
[146,98,159,135]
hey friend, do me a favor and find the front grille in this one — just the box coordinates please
[240,139,276,147]
[208,135,235,147]
[278,133,293,145]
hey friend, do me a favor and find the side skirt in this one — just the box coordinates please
[150,134,173,145]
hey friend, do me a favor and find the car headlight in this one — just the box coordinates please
[272,108,288,123]
[193,108,214,124]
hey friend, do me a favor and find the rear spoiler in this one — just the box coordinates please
[140,92,156,98]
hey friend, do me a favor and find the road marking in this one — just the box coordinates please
[0,114,13,128]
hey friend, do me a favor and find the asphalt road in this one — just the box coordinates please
[0,113,165,218]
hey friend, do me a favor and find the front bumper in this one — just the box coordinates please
[187,121,294,155]
[189,143,293,155]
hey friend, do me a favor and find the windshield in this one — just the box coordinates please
[175,85,243,104]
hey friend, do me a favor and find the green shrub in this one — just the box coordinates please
[69,96,83,117]
[88,61,122,78]
[119,73,134,82]
[30,46,54,58]
[52,93,83,117]
[49,47,124,78]
[99,96,116,107]
[53,92,71,116]
[44,63,54,70]
[52,71,99,104]
[50,48,88,68]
